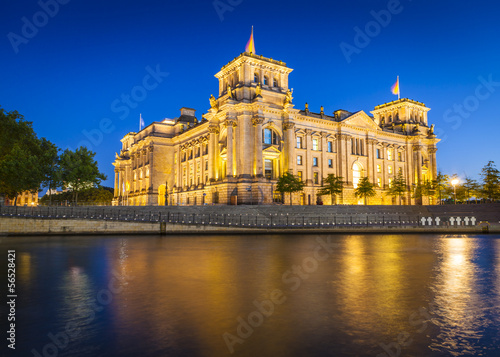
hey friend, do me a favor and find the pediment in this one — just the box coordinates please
[341,111,380,131]
[263,146,281,154]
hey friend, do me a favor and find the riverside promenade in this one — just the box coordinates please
[1,203,499,236]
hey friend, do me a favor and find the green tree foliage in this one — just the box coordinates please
[432,171,450,204]
[386,172,407,205]
[413,180,433,204]
[0,107,58,204]
[317,174,344,205]
[354,176,376,205]
[480,161,500,202]
[275,171,305,205]
[39,187,113,206]
[461,176,481,203]
[59,147,107,204]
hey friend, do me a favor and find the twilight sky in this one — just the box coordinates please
[1,0,499,187]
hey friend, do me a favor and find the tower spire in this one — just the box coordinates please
[245,26,255,54]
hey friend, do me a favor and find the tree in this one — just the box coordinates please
[386,172,407,205]
[355,176,376,205]
[413,180,433,205]
[275,172,305,205]
[0,107,58,204]
[59,147,107,204]
[480,161,500,202]
[317,174,344,205]
[462,176,481,203]
[432,171,450,204]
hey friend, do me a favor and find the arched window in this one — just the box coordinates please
[254,73,259,83]
[388,115,392,123]
[273,78,278,87]
[263,128,279,145]
[264,76,269,86]
[352,163,362,188]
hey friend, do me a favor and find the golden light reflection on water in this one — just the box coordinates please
[430,236,486,356]
[24,234,500,357]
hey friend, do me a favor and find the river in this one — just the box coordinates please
[2,233,500,356]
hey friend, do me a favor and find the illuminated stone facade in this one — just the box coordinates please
[4,191,39,206]
[112,52,439,206]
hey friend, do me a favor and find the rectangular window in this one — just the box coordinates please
[377,164,381,173]
[313,157,318,167]
[388,165,393,174]
[377,177,382,187]
[328,159,333,168]
[376,149,381,159]
[205,160,208,170]
[327,141,333,152]
[313,172,319,184]
[387,149,393,161]
[296,136,303,149]
[265,159,273,179]
[312,138,319,151]
[297,171,303,181]
[398,167,403,175]
[297,155,303,165]
[398,151,402,162]
[388,178,393,187]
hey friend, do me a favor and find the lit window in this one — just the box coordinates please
[398,152,403,162]
[312,138,319,151]
[352,163,362,188]
[387,149,393,161]
[297,155,303,165]
[327,141,333,152]
[398,167,403,175]
[328,159,333,168]
[388,166,392,174]
[388,178,393,187]
[313,172,319,184]
[297,171,302,181]
[296,136,303,149]
[377,164,381,173]
[313,157,318,167]
[377,178,382,187]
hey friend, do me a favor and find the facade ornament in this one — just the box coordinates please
[305,102,309,112]
[305,129,313,135]
[320,106,324,115]
[225,118,238,128]
[284,88,293,107]
[227,84,234,100]
[255,83,262,98]
[252,116,264,126]
[428,124,435,135]
[208,124,220,134]
[321,131,328,138]
[283,122,295,130]
[428,147,438,154]
[209,94,219,110]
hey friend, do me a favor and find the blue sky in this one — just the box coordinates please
[1,0,499,187]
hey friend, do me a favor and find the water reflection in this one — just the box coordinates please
[430,236,498,356]
[2,234,500,357]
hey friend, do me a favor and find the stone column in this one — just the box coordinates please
[414,145,423,184]
[252,116,264,176]
[336,133,343,180]
[208,125,219,181]
[148,146,154,191]
[305,129,313,185]
[225,118,237,177]
[429,147,438,180]
[321,132,328,183]
[367,139,378,184]
[283,121,295,173]
[343,134,352,185]
[114,169,119,197]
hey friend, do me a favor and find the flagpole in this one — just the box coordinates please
[397,76,400,100]
[139,113,142,131]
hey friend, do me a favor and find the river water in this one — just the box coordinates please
[2,233,500,357]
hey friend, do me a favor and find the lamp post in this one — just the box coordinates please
[451,178,459,205]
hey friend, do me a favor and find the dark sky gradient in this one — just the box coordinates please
[2,0,499,187]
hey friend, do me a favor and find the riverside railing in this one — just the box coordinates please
[0,206,476,229]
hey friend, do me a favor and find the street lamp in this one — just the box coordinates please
[451,178,459,205]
